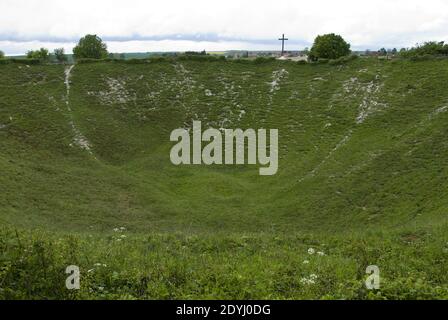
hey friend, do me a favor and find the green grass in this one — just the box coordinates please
[1,57,448,299]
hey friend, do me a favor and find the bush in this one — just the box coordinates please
[148,56,172,63]
[230,57,275,65]
[26,48,49,61]
[409,54,434,62]
[329,54,359,65]
[400,41,448,59]
[10,58,41,65]
[124,58,152,64]
[74,55,227,65]
[253,57,275,64]
[75,58,106,64]
[0,50,4,59]
[178,55,222,62]
[309,34,351,61]
[184,50,207,56]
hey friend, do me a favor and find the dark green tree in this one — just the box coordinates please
[378,48,387,56]
[0,50,4,59]
[73,34,108,59]
[54,48,67,63]
[309,34,351,61]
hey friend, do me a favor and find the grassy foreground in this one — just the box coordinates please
[1,225,448,300]
[1,57,448,299]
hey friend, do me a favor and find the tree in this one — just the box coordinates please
[0,50,4,59]
[54,48,67,63]
[73,34,108,59]
[378,48,387,56]
[309,33,351,61]
[27,48,49,61]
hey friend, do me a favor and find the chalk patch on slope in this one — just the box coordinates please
[64,65,75,111]
[64,65,94,155]
[173,63,199,129]
[90,77,136,105]
[429,105,448,119]
[342,76,388,124]
[404,104,448,156]
[174,63,196,92]
[265,68,289,117]
[299,131,352,183]
[343,150,383,177]
[269,69,289,93]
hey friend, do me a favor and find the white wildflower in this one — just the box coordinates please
[300,274,319,285]
[300,277,316,285]
[308,248,316,255]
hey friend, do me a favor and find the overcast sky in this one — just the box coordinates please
[1,0,448,55]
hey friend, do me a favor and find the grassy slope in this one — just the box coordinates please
[1,58,448,299]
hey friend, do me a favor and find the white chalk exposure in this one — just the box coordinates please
[64,65,94,154]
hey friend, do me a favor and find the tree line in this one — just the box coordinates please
[1,33,448,63]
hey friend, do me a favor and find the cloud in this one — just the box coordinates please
[1,0,448,54]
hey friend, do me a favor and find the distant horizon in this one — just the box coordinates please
[2,40,414,57]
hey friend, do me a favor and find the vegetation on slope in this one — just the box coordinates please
[1,57,448,299]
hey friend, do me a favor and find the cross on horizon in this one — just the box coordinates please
[278,34,288,56]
